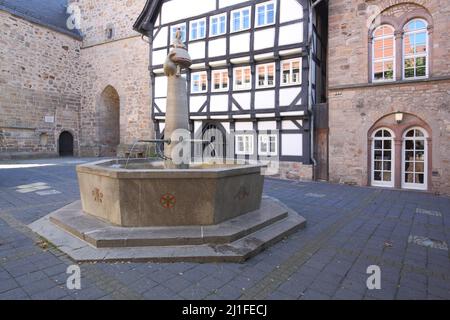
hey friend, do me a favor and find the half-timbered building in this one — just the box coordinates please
[134,0,327,179]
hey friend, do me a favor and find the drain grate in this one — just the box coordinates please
[408,235,448,251]
[416,208,442,217]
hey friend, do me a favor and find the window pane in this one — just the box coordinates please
[383,161,391,171]
[233,12,240,31]
[374,141,382,149]
[383,140,391,149]
[415,140,425,150]
[191,23,197,40]
[374,171,382,181]
[405,140,414,150]
[405,151,414,161]
[235,70,242,85]
[384,61,394,79]
[404,67,415,78]
[244,68,251,84]
[404,34,414,55]
[373,39,384,59]
[383,172,391,181]
[374,161,382,170]
[373,62,383,80]
[220,16,226,33]
[375,130,383,137]
[405,172,414,183]
[243,10,250,29]
[268,65,274,86]
[417,174,424,184]
[258,6,265,26]
[267,4,275,24]
[200,21,205,38]
[374,150,382,159]
[383,151,391,160]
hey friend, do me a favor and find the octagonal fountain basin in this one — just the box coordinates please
[77,159,265,227]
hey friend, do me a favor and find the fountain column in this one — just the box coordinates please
[163,29,192,169]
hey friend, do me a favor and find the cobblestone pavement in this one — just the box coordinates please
[0,158,449,300]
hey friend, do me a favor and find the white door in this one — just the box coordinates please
[402,128,427,190]
[371,129,395,188]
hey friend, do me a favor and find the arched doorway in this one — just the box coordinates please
[202,123,226,161]
[98,86,120,156]
[59,131,74,157]
[368,112,432,191]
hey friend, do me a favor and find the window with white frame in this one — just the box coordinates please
[258,134,277,156]
[212,70,229,92]
[170,23,186,43]
[256,1,275,27]
[403,19,428,79]
[372,25,395,81]
[256,63,275,88]
[235,134,254,155]
[234,66,252,90]
[231,7,251,32]
[191,72,207,93]
[281,59,301,85]
[190,18,206,41]
[210,14,227,37]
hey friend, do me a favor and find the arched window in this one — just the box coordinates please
[403,19,428,79]
[402,127,428,190]
[371,128,395,187]
[372,25,395,81]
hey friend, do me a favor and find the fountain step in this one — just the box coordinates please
[48,197,289,248]
[29,197,306,263]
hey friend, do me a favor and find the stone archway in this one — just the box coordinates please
[98,86,120,156]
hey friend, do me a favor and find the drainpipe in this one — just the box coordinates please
[308,1,318,179]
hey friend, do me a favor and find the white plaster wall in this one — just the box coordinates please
[255,91,275,109]
[279,87,301,106]
[208,38,227,57]
[280,0,304,23]
[233,92,251,110]
[161,0,216,24]
[254,28,275,51]
[230,33,250,54]
[210,95,229,112]
[282,134,303,156]
[279,23,303,45]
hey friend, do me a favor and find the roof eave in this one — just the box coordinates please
[133,0,163,35]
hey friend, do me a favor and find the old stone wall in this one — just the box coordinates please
[328,0,450,195]
[70,0,153,156]
[0,10,82,158]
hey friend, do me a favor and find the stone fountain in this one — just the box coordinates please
[29,31,306,263]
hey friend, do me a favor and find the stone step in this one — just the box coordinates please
[49,197,289,248]
[29,197,307,263]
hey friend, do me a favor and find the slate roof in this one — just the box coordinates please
[0,0,82,39]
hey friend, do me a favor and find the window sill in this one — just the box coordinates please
[329,75,450,91]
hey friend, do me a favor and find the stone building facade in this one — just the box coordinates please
[0,6,82,158]
[328,0,450,195]
[0,0,153,159]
